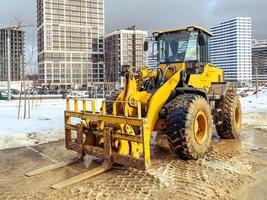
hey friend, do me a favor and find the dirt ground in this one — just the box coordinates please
[0,128,267,200]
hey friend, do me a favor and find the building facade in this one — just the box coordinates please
[0,28,24,81]
[252,40,267,83]
[211,17,252,85]
[105,26,148,83]
[37,0,105,89]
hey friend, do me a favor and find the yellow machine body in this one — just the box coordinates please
[26,25,241,190]
[64,25,225,170]
[65,66,223,170]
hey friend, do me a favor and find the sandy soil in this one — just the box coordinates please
[0,128,267,200]
[233,168,267,200]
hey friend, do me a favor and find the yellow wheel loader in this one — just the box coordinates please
[26,25,242,189]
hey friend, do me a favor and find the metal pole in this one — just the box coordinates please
[32,88,35,110]
[27,79,30,119]
[103,83,104,98]
[17,82,23,119]
[256,65,258,98]
[23,79,26,119]
[7,28,11,101]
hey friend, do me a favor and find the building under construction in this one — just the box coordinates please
[0,28,25,81]
[252,40,267,83]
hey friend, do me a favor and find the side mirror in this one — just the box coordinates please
[197,33,207,46]
[144,41,149,52]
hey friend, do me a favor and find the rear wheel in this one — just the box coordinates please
[166,94,212,159]
[216,90,242,139]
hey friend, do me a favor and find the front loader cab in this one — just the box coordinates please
[153,26,212,74]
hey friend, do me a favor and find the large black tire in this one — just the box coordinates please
[106,90,121,114]
[216,90,242,139]
[166,94,212,159]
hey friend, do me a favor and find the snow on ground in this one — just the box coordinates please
[240,87,267,113]
[0,81,33,91]
[0,88,266,150]
[240,88,267,131]
[0,99,103,149]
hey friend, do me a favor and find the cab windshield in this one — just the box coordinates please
[158,30,198,63]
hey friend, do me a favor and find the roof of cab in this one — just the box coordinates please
[153,25,213,36]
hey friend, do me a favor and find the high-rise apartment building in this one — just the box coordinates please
[105,26,148,83]
[252,40,267,82]
[0,28,24,81]
[211,17,252,85]
[37,0,105,89]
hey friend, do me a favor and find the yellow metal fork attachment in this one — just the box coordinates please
[26,98,151,189]
[64,98,151,170]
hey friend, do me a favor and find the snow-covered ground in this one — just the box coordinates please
[240,87,267,131]
[0,88,266,150]
[0,81,33,91]
[0,99,103,149]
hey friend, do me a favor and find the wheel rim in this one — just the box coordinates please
[235,106,241,128]
[194,111,208,144]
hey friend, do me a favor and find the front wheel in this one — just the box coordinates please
[166,94,212,159]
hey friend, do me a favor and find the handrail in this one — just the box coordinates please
[66,98,142,119]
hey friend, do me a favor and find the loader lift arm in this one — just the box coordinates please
[25,67,184,189]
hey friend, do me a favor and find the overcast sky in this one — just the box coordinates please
[0,0,266,72]
[105,0,267,38]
